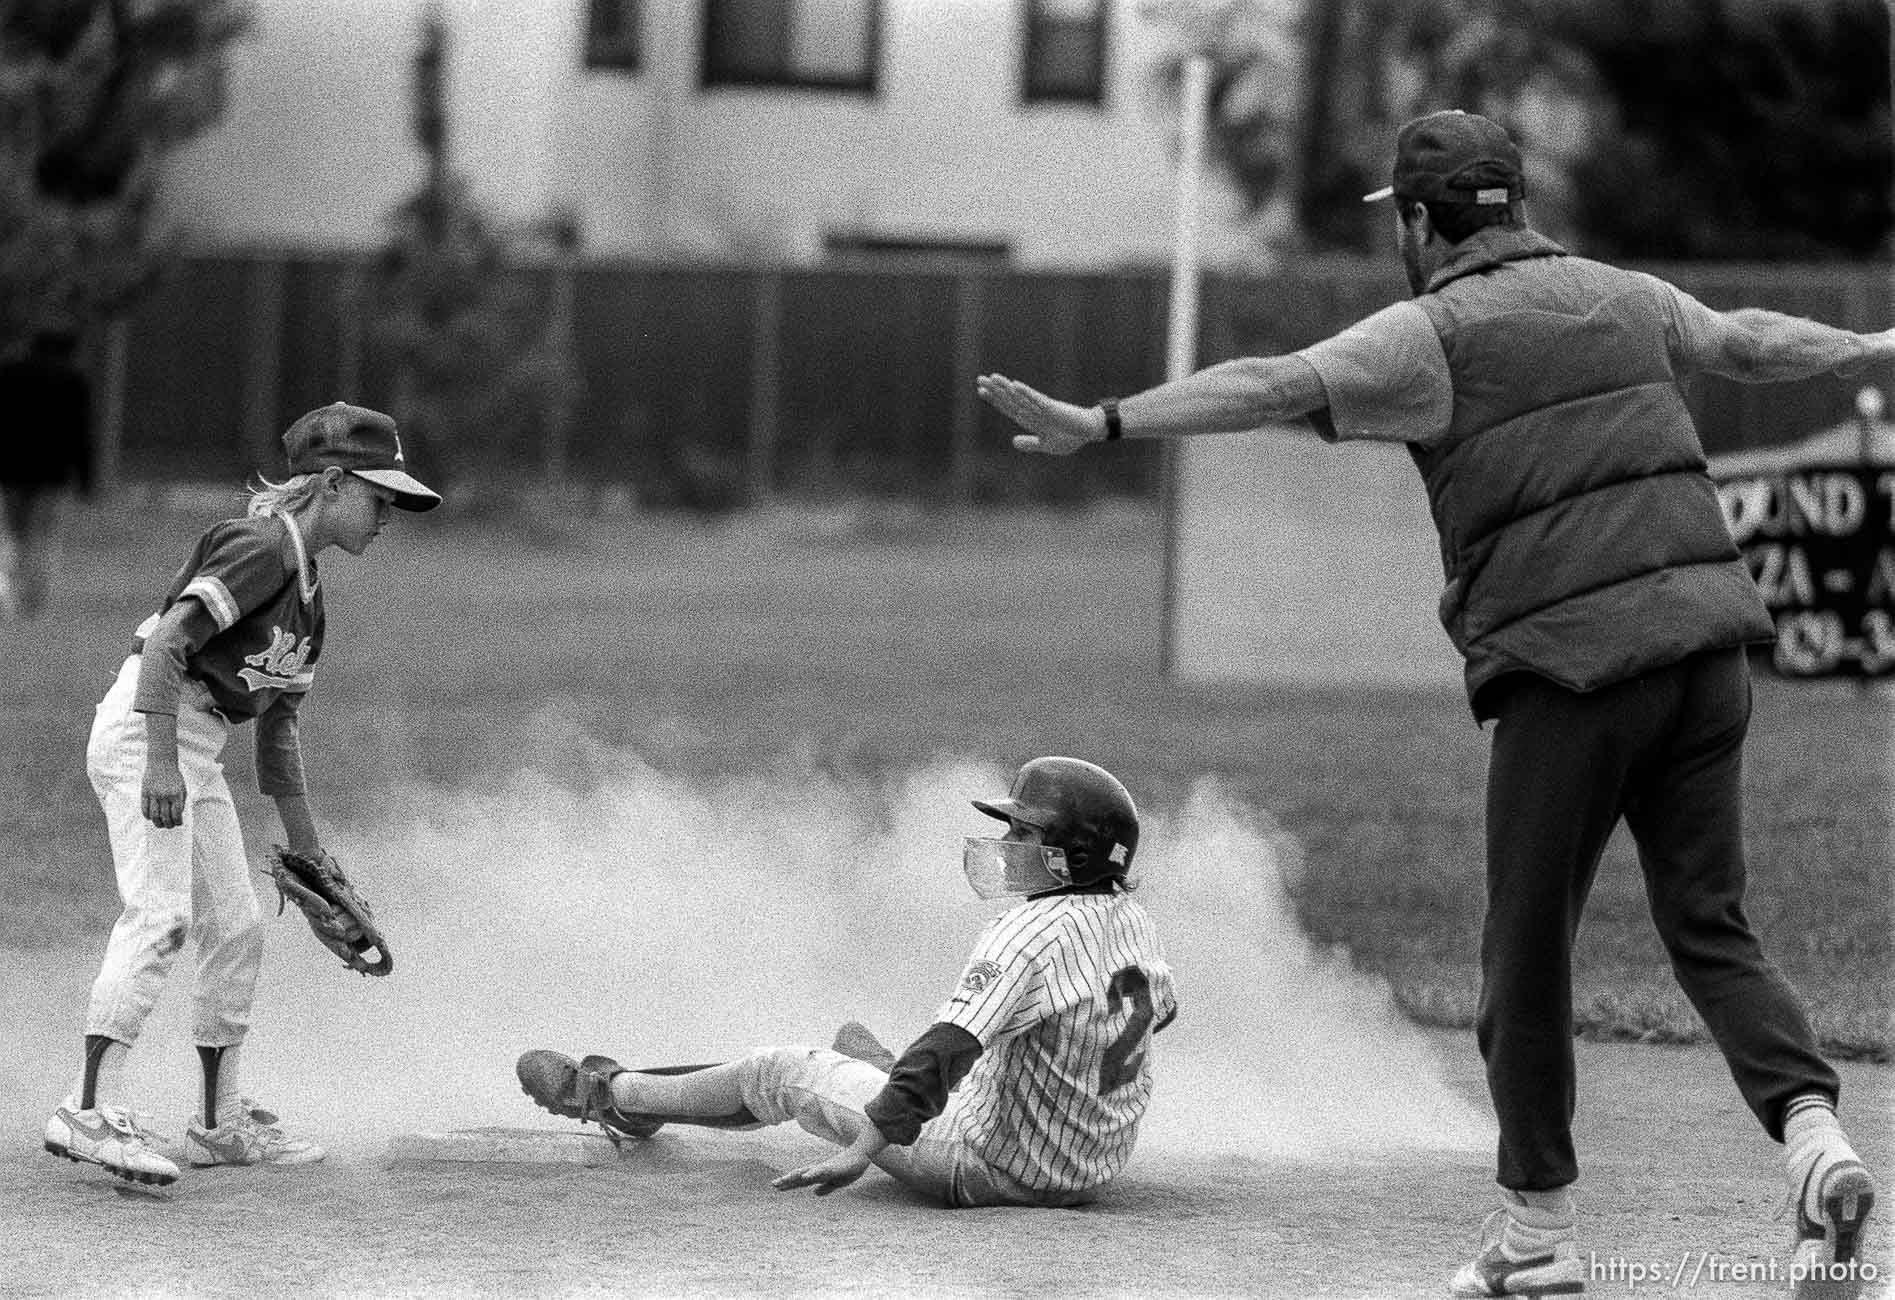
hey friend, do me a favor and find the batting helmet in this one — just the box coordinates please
[973,756,1139,887]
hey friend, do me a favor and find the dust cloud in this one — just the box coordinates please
[87,708,1493,1166]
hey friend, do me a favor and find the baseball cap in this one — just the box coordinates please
[282,402,441,511]
[1362,109,1524,205]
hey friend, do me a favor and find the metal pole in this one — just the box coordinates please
[1159,53,1213,677]
[1165,55,1211,381]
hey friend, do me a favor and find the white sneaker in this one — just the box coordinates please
[1448,1205,1587,1297]
[1787,1131,1876,1299]
[44,1100,181,1186]
[184,1100,326,1167]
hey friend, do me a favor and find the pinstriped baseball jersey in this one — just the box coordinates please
[141,514,324,722]
[936,890,1176,1195]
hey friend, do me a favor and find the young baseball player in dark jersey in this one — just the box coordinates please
[43,403,439,1188]
[518,756,1179,1207]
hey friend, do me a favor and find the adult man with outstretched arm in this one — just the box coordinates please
[977,110,1887,1300]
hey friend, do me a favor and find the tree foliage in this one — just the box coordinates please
[0,0,251,343]
[1555,0,1891,260]
[368,7,575,495]
[1155,0,1602,255]
[1166,0,1890,260]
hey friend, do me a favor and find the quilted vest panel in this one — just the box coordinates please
[1410,229,1772,713]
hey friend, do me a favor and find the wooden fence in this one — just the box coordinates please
[92,251,1893,507]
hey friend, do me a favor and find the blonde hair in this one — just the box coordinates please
[245,471,327,518]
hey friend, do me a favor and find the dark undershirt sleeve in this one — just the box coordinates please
[132,599,219,716]
[253,690,308,796]
[862,1021,983,1146]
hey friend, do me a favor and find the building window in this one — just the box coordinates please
[1023,0,1107,105]
[702,0,882,94]
[584,0,640,71]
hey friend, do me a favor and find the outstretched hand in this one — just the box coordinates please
[976,374,1104,455]
[772,1146,875,1196]
[771,1120,888,1197]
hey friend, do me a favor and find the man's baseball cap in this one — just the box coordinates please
[1362,109,1525,205]
[283,402,441,511]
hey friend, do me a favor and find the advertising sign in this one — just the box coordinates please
[1711,397,1895,679]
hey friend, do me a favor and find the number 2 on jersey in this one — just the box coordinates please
[1098,965,1155,1095]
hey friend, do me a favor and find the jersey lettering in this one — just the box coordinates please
[238,625,316,692]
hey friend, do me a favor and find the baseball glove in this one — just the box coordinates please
[262,845,393,976]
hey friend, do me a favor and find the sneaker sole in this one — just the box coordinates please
[44,1139,179,1187]
[1824,1164,1875,1265]
[1791,1164,1876,1300]
[1449,1276,1585,1298]
[519,1079,583,1122]
[185,1138,328,1168]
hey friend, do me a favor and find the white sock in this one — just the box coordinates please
[1506,1186,1576,1230]
[611,1062,747,1117]
[1783,1093,1846,1162]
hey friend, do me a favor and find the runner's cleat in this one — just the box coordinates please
[578,1055,664,1139]
[832,1021,897,1070]
[44,1101,181,1186]
[516,1050,661,1140]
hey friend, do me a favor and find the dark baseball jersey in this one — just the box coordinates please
[937,891,1177,1194]
[133,514,324,723]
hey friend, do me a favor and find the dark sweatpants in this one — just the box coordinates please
[1478,646,1839,1191]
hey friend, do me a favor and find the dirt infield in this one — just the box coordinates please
[2,503,1886,1299]
[3,940,1887,1299]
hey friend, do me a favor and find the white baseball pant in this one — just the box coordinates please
[82,653,264,1048]
[738,1046,1096,1208]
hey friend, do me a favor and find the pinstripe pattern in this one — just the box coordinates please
[937,892,1176,1195]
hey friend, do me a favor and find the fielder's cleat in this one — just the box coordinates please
[185,1100,326,1167]
[1448,1206,1587,1297]
[44,1101,181,1186]
[1787,1135,1876,1299]
[516,1050,662,1140]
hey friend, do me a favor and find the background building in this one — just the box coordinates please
[160,0,1262,266]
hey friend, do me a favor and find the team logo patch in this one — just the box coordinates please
[959,960,1004,995]
[239,625,315,692]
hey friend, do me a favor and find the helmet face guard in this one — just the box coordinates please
[970,756,1139,890]
[962,838,1072,899]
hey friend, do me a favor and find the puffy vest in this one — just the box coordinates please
[1410,227,1772,717]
